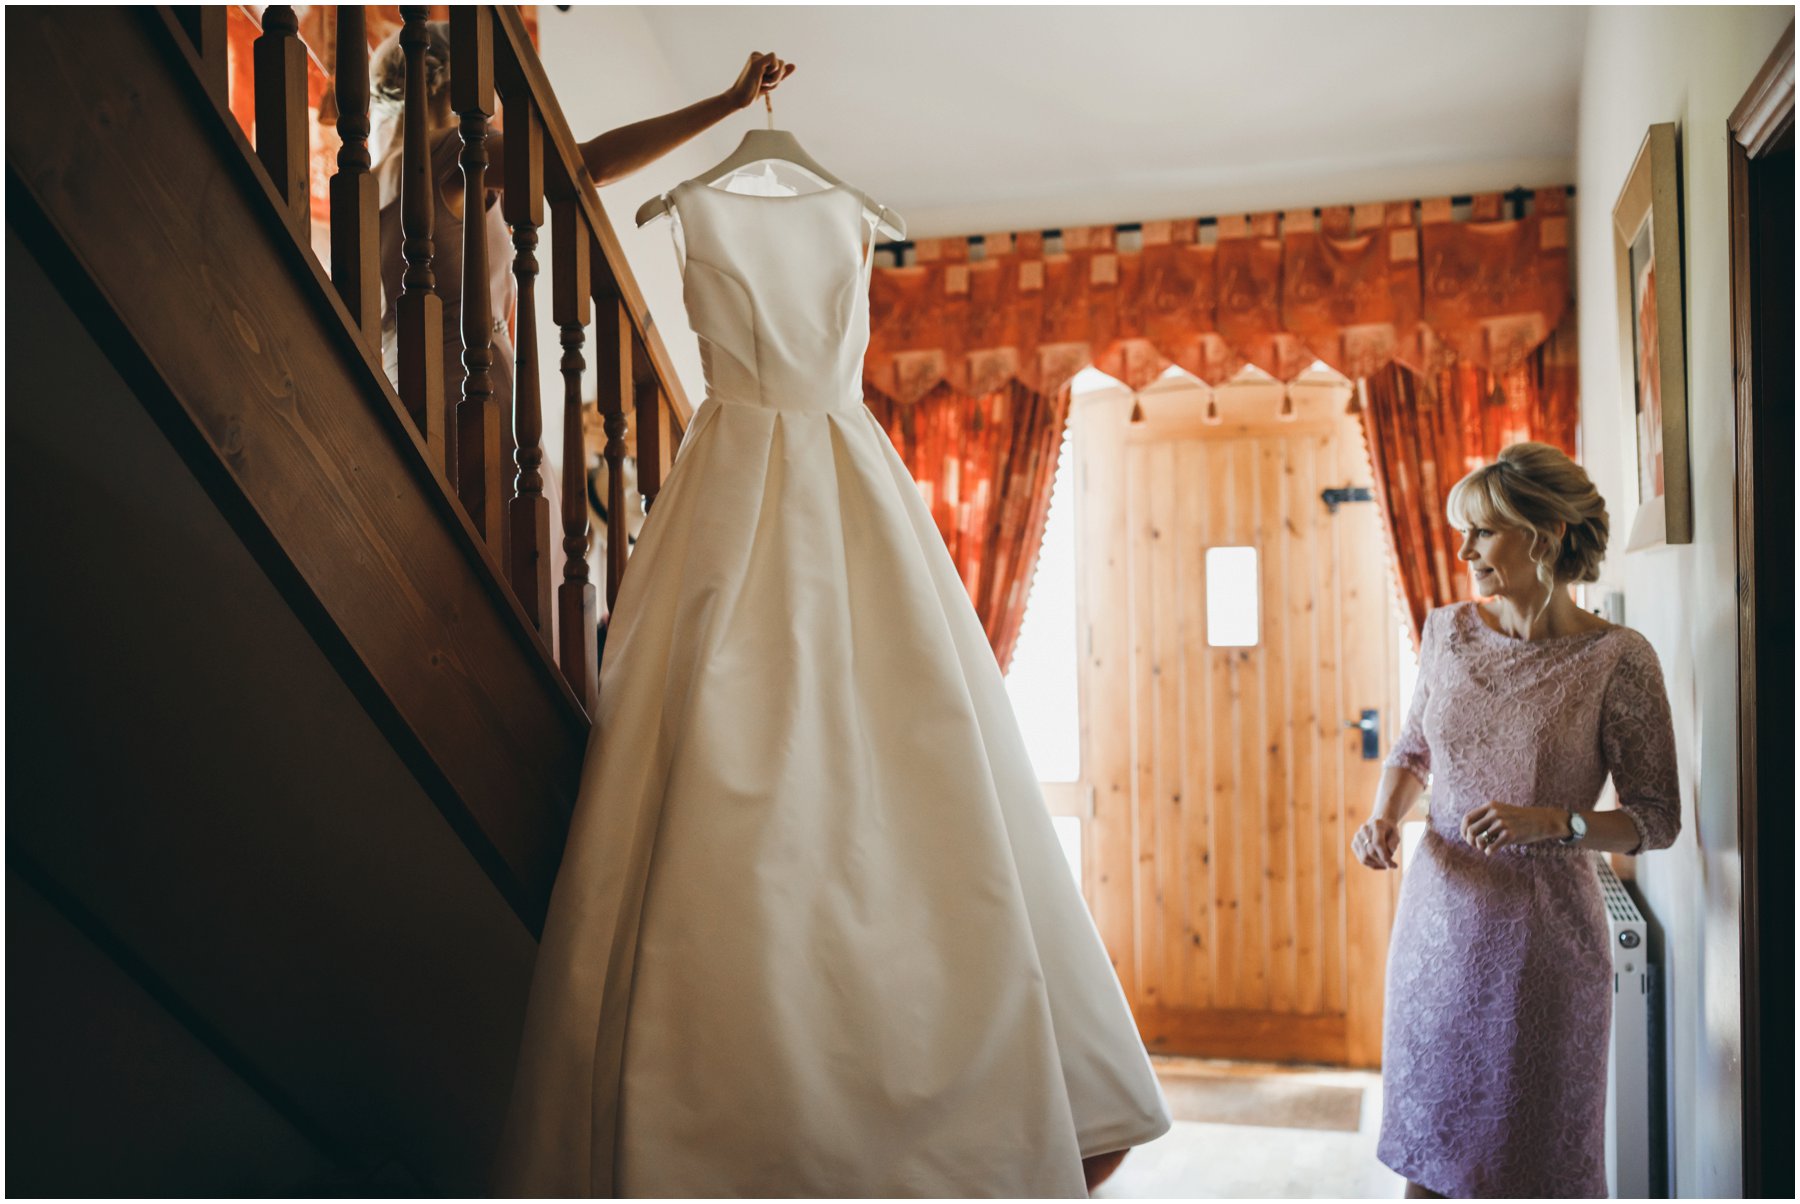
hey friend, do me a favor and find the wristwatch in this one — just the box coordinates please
[1560,812,1589,846]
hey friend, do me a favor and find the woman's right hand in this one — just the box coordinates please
[1352,816,1401,870]
[723,51,796,112]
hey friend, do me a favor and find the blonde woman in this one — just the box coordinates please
[1351,442,1680,1198]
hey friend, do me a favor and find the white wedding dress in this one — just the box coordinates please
[491,171,1170,1198]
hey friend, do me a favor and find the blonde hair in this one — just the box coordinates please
[367,21,452,206]
[1446,442,1609,617]
[370,20,451,108]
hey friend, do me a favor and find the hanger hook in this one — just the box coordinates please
[764,93,774,131]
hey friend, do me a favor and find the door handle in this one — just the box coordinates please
[1343,709,1380,760]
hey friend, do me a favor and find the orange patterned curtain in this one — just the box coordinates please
[865,187,1574,661]
[865,380,1070,673]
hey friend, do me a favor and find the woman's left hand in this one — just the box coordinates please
[1460,802,1567,853]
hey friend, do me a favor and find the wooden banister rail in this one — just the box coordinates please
[483,3,691,703]
[485,3,691,628]
[485,6,692,426]
[177,5,692,710]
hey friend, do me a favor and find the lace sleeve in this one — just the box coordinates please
[1385,608,1439,786]
[1600,634,1682,854]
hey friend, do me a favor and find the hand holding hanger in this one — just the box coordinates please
[723,51,797,112]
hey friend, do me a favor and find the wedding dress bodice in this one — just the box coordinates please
[665,178,880,416]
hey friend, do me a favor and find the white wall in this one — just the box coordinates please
[1573,7,1789,1196]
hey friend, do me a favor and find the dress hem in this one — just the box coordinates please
[1377,1151,1606,1200]
[1377,1152,1454,1199]
[1078,1113,1173,1161]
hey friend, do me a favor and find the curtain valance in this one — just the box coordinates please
[864,188,1570,405]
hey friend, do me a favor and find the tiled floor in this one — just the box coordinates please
[1095,1058,1404,1199]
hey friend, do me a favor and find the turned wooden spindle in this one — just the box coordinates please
[396,7,447,469]
[450,7,502,546]
[505,94,551,632]
[173,7,228,108]
[552,199,597,711]
[330,6,380,346]
[631,339,669,512]
[593,284,633,609]
[253,5,308,230]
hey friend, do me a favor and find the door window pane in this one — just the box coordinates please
[1205,546,1260,647]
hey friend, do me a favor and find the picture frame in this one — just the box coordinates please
[1611,122,1692,548]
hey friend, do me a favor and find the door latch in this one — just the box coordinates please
[1320,486,1375,514]
[1344,708,1380,760]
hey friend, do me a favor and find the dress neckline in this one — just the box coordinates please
[1460,600,1616,646]
[681,178,846,203]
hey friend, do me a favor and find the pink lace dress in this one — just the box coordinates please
[1378,602,1680,1198]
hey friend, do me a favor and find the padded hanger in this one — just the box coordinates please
[634,95,906,240]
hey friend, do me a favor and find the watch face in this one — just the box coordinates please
[1570,813,1587,840]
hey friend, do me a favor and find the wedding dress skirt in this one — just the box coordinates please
[492,177,1169,1198]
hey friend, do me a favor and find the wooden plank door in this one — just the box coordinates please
[1074,385,1400,1068]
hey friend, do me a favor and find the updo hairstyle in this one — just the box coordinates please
[1445,442,1610,602]
[370,19,452,108]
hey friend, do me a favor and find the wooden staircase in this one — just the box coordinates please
[6,6,685,1192]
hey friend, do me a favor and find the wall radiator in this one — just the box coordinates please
[1598,857,1651,1199]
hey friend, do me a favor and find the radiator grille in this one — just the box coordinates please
[1595,856,1645,924]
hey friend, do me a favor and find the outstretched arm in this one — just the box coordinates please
[575,92,737,186]
[485,52,796,191]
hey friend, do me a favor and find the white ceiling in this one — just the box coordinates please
[635,5,1587,239]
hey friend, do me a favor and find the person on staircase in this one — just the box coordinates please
[353,21,793,465]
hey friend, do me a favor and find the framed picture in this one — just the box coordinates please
[1611,123,1691,548]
